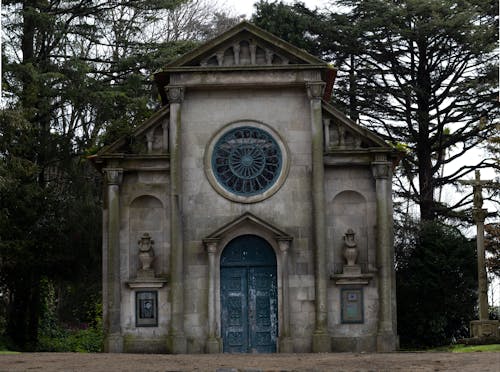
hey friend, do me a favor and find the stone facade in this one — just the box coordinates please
[92,22,398,354]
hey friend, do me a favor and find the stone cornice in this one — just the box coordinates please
[164,64,327,74]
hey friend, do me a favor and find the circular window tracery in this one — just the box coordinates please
[211,126,283,196]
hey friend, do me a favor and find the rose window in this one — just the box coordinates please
[211,126,282,196]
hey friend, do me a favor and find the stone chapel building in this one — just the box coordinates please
[92,21,398,354]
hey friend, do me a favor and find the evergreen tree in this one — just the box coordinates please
[252,1,323,54]
[1,0,237,349]
[254,0,499,221]
[395,220,477,347]
[485,222,500,278]
[336,0,499,220]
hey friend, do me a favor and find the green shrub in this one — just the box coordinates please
[37,324,103,352]
[396,220,477,348]
[36,282,103,352]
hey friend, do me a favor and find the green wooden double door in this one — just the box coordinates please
[220,235,278,353]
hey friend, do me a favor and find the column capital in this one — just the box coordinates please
[371,161,391,180]
[277,237,292,252]
[472,208,488,223]
[203,238,220,254]
[306,81,326,100]
[166,85,185,103]
[104,168,123,185]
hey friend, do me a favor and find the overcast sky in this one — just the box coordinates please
[225,0,330,18]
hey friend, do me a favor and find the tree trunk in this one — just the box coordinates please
[416,40,435,221]
[6,1,44,350]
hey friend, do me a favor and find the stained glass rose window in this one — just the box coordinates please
[211,126,282,196]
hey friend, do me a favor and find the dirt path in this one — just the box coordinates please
[1,352,499,372]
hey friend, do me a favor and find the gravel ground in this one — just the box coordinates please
[1,352,499,372]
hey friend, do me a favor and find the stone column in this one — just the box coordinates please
[473,208,489,321]
[323,118,330,150]
[470,207,499,337]
[103,168,123,352]
[371,158,396,351]
[166,85,187,353]
[306,81,330,352]
[204,238,221,353]
[278,237,293,353]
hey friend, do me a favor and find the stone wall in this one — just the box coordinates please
[119,170,171,352]
[179,85,315,352]
[325,166,379,351]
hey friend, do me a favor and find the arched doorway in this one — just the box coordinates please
[220,234,278,353]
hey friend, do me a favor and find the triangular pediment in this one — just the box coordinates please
[203,212,292,242]
[322,102,389,151]
[94,106,169,157]
[160,21,326,70]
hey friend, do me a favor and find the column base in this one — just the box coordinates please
[206,337,222,353]
[104,333,124,353]
[312,331,331,352]
[470,320,500,338]
[279,337,294,353]
[167,334,187,354]
[376,331,398,352]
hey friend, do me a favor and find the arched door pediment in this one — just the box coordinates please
[203,212,292,254]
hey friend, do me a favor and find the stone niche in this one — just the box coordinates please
[330,190,369,275]
[128,195,165,278]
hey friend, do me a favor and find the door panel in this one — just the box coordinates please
[221,268,248,353]
[249,267,277,353]
[220,235,278,353]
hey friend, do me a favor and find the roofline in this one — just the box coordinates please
[160,63,328,74]
[95,106,169,157]
[322,101,389,148]
[160,21,326,71]
[153,21,332,105]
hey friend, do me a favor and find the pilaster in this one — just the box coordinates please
[278,237,293,353]
[166,85,187,353]
[103,168,123,352]
[204,238,222,353]
[306,81,330,352]
[371,158,397,351]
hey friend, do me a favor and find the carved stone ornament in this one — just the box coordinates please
[104,168,123,185]
[166,86,185,103]
[343,229,358,266]
[371,161,390,179]
[138,233,155,271]
[199,39,291,67]
[331,228,373,285]
[338,125,346,148]
[277,237,292,253]
[204,238,219,254]
[306,82,326,100]
[473,171,484,209]
[472,208,488,224]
